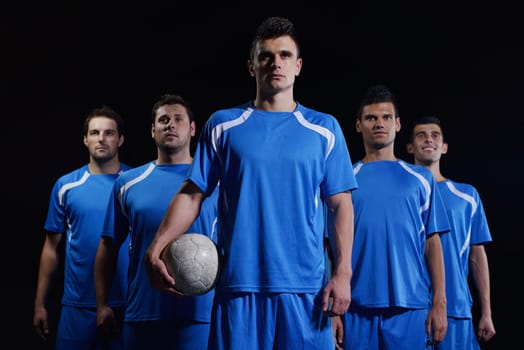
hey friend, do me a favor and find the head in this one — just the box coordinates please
[355,85,401,151]
[83,105,125,163]
[407,115,448,166]
[247,16,302,95]
[151,94,195,155]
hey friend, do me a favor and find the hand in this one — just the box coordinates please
[144,244,184,296]
[425,300,447,344]
[477,315,496,342]
[322,272,351,317]
[97,305,119,339]
[33,305,50,341]
[332,315,344,350]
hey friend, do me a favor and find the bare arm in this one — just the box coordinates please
[424,233,447,344]
[33,233,63,340]
[470,244,496,342]
[144,181,205,294]
[322,191,353,317]
[94,236,120,337]
[325,239,345,348]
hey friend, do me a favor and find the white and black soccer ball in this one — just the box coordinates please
[162,233,221,296]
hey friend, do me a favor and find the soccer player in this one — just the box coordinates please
[336,85,450,349]
[407,115,496,349]
[145,17,357,349]
[94,94,218,350]
[33,106,131,349]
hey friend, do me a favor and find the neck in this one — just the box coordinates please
[362,147,397,163]
[254,89,296,112]
[417,160,446,182]
[88,157,121,174]
[156,149,192,165]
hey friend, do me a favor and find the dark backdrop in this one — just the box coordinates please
[3,2,521,348]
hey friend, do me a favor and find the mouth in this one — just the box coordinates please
[373,131,387,136]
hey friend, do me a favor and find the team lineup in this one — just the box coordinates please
[33,16,496,350]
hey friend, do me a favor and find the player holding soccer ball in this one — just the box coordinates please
[145,17,357,350]
[94,94,218,350]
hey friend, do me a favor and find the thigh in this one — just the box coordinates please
[57,306,123,350]
[275,293,334,350]
[208,292,276,350]
[124,320,211,350]
[341,304,381,350]
[124,321,169,350]
[56,306,96,350]
[381,308,427,350]
[175,321,211,350]
[437,317,480,350]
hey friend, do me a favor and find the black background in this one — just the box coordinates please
[3,1,521,348]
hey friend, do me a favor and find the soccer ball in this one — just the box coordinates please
[161,233,220,296]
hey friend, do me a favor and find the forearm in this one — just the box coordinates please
[327,192,353,278]
[34,237,61,307]
[94,237,118,308]
[148,183,203,259]
[425,234,446,305]
[470,246,492,317]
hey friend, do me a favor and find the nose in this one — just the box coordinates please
[373,119,385,129]
[166,119,176,129]
[271,56,282,69]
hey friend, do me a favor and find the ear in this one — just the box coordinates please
[151,123,155,139]
[118,134,124,148]
[190,120,196,137]
[247,60,255,77]
[355,119,361,133]
[396,117,401,132]
[83,135,88,147]
[406,142,414,154]
[441,142,448,155]
[295,57,303,76]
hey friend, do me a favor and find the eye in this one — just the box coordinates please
[258,52,271,62]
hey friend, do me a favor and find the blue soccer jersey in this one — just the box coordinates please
[44,164,132,307]
[351,160,450,308]
[437,180,492,318]
[103,161,218,322]
[188,101,357,293]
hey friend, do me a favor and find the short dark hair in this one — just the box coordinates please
[249,16,300,60]
[151,94,194,123]
[83,105,124,136]
[356,84,399,121]
[409,115,445,142]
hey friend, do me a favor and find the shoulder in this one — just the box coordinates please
[119,163,134,172]
[296,103,340,126]
[399,160,431,175]
[54,164,90,184]
[397,160,436,185]
[445,179,480,198]
[353,160,364,172]
[207,102,254,126]
[118,162,155,179]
